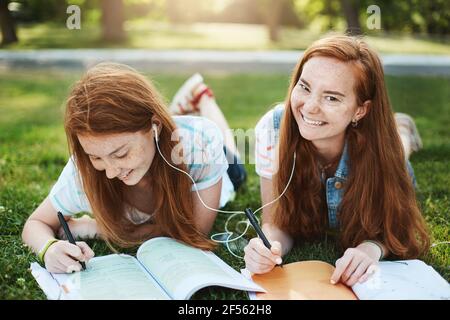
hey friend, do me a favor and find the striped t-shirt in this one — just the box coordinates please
[49,116,234,224]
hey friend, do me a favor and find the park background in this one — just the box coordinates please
[0,0,449,299]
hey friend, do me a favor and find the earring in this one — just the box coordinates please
[351,118,358,128]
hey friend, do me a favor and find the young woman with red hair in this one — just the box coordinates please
[244,35,430,287]
[22,63,246,273]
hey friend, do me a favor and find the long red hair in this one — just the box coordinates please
[273,35,429,259]
[64,62,214,250]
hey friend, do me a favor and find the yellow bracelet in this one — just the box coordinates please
[37,238,59,266]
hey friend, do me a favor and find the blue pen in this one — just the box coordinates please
[57,211,86,271]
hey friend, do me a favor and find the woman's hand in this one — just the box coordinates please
[44,240,95,273]
[57,215,98,240]
[330,243,381,287]
[244,237,283,274]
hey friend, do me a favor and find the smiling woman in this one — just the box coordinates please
[245,35,430,288]
[21,62,244,274]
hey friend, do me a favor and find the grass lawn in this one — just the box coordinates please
[0,70,448,300]
[4,21,450,55]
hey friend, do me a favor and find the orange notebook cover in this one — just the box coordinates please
[251,260,358,300]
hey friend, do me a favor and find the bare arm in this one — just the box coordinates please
[23,195,100,249]
[22,196,66,253]
[22,196,95,273]
[260,177,293,256]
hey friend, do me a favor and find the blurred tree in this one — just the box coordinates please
[101,0,126,42]
[417,0,450,36]
[295,0,449,36]
[165,0,211,24]
[126,0,165,20]
[166,0,179,23]
[14,0,68,22]
[165,0,301,32]
[357,0,450,35]
[293,0,342,32]
[359,0,413,33]
[259,0,286,41]
[280,0,304,28]
[340,0,361,34]
[322,0,340,29]
[0,0,18,45]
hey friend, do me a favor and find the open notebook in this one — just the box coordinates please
[248,260,450,300]
[30,237,265,300]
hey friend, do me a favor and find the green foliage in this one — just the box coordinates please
[358,0,450,35]
[15,0,72,23]
[292,0,450,35]
[293,0,344,31]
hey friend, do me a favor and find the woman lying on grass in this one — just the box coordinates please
[22,63,246,273]
[244,35,430,286]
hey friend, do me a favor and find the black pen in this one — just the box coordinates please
[244,208,283,267]
[57,211,86,271]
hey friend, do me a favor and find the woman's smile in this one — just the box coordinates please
[300,111,328,127]
[119,169,133,180]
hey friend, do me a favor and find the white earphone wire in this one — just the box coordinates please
[154,125,244,215]
[153,124,296,259]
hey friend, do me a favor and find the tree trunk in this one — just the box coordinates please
[265,0,285,42]
[0,0,18,45]
[340,0,361,35]
[101,0,126,42]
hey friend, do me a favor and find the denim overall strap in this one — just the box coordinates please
[406,160,417,189]
[272,104,284,131]
[325,141,349,229]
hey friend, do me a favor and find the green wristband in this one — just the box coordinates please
[37,238,59,266]
[362,240,385,261]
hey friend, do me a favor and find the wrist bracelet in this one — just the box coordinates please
[362,240,385,261]
[37,238,59,266]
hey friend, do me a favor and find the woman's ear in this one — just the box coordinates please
[354,100,371,121]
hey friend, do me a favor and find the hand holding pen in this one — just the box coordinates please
[39,212,95,273]
[243,208,283,274]
[56,211,91,270]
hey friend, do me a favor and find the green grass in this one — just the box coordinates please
[0,70,449,300]
[4,21,450,54]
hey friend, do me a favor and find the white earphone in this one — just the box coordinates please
[152,123,159,142]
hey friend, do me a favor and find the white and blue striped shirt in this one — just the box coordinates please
[49,116,234,222]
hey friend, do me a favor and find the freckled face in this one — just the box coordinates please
[77,130,156,186]
[290,56,363,147]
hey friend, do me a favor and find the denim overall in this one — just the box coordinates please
[272,105,417,230]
